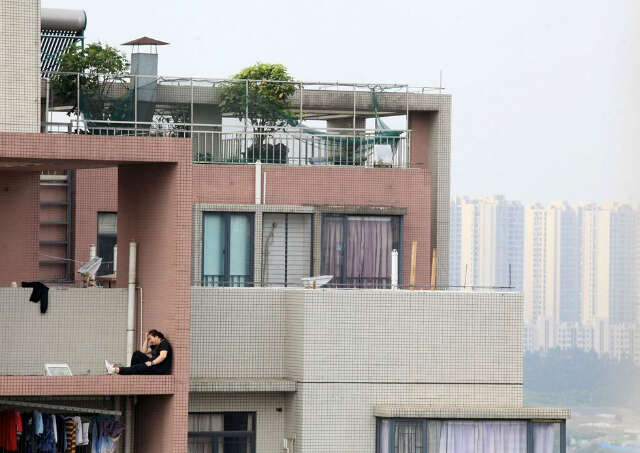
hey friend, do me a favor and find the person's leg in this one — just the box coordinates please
[117,363,149,375]
[130,351,149,366]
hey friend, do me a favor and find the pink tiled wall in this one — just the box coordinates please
[0,171,39,285]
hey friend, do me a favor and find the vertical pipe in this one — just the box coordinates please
[76,73,80,134]
[255,160,262,205]
[89,244,96,259]
[124,396,134,453]
[44,78,50,133]
[134,75,138,135]
[113,244,118,277]
[391,249,398,290]
[127,241,137,366]
[190,78,194,138]
[262,172,267,205]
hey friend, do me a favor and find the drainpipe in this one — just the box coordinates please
[113,244,118,278]
[391,249,398,290]
[124,396,134,453]
[127,241,137,365]
[255,160,262,205]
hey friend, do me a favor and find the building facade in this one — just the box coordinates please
[0,3,568,452]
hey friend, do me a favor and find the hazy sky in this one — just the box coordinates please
[45,0,639,204]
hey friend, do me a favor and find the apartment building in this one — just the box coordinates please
[0,3,568,452]
[450,196,523,291]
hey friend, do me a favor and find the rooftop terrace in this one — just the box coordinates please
[40,73,450,168]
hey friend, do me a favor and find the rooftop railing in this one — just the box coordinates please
[44,119,411,167]
[41,72,446,167]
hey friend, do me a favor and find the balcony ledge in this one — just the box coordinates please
[189,378,296,393]
[0,375,175,396]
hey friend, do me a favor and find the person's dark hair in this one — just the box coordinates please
[148,329,166,340]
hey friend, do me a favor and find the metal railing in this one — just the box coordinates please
[40,71,444,167]
[43,119,411,167]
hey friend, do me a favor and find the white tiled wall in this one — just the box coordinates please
[190,288,524,452]
[0,0,40,132]
[0,288,128,375]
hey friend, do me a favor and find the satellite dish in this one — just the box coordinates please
[301,275,333,288]
[78,256,102,276]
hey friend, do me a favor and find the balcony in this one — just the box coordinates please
[0,287,174,395]
[41,73,448,168]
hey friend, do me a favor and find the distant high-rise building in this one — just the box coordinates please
[524,204,547,322]
[450,196,523,290]
[545,202,580,323]
[580,203,637,323]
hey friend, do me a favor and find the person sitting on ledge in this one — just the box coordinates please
[105,329,172,375]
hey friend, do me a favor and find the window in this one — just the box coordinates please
[377,419,564,453]
[188,412,255,453]
[262,213,312,286]
[203,212,253,287]
[97,212,117,276]
[321,215,401,288]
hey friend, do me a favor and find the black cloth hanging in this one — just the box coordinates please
[21,282,49,314]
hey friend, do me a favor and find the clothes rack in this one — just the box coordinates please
[0,400,121,416]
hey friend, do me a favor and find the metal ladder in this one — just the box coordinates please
[39,171,73,282]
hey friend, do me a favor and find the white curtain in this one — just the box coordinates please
[477,422,527,453]
[439,422,476,453]
[379,419,390,453]
[533,423,556,453]
[438,421,527,453]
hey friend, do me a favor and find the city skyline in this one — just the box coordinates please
[450,195,639,324]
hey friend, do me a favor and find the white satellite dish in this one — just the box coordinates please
[301,275,333,288]
[78,256,102,277]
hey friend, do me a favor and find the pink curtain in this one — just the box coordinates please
[321,217,344,279]
[346,217,392,286]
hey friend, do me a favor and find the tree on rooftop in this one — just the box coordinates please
[219,63,296,163]
[51,42,130,122]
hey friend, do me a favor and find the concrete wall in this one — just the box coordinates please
[191,164,432,287]
[189,393,287,453]
[0,171,39,285]
[0,287,127,376]
[0,0,40,132]
[190,288,523,452]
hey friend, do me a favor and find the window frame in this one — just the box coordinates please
[201,211,255,287]
[188,411,257,453]
[261,212,314,287]
[321,214,403,288]
[96,211,117,276]
[376,417,566,453]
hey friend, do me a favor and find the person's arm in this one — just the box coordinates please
[141,332,151,356]
[146,350,168,367]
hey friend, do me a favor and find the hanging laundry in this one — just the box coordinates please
[21,282,50,314]
[36,413,56,453]
[51,414,57,444]
[65,416,77,453]
[32,410,43,436]
[0,409,23,451]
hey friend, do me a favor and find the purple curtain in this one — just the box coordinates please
[321,217,344,279]
[346,217,392,287]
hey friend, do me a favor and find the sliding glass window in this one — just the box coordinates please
[202,212,253,287]
[321,215,401,288]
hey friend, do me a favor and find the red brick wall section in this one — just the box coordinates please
[193,165,432,287]
[0,171,39,285]
[193,164,254,204]
[118,158,191,453]
[73,167,118,273]
[408,111,435,169]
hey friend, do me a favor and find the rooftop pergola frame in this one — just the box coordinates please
[40,73,447,128]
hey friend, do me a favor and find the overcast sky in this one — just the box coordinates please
[45,0,639,204]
